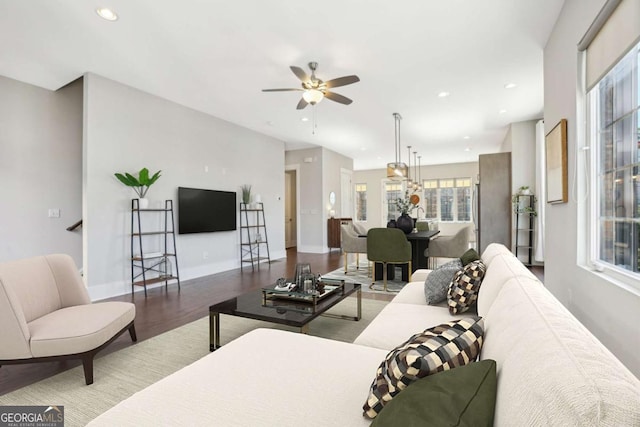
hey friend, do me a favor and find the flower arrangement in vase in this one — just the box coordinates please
[395,190,420,233]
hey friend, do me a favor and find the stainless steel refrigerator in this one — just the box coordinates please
[474,153,512,254]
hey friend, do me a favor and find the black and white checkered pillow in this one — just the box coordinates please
[447,260,486,314]
[363,317,484,419]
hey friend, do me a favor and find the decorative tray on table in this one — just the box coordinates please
[261,279,345,307]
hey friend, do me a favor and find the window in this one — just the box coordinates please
[421,178,472,222]
[355,183,367,221]
[590,41,640,274]
[423,180,438,219]
[384,181,403,222]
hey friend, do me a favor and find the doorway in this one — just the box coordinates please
[285,169,297,248]
[340,169,353,218]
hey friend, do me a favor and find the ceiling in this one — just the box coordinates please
[0,0,565,170]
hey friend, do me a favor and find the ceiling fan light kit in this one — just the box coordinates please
[387,112,407,179]
[262,62,359,110]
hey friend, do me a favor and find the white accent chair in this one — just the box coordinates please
[340,223,368,274]
[426,225,472,268]
[0,254,136,385]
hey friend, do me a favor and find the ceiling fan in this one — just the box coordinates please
[262,62,360,110]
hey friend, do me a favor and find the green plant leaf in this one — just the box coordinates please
[138,168,150,185]
[148,170,162,185]
[125,173,142,186]
[115,173,139,187]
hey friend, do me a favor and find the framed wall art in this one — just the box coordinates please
[545,118,568,204]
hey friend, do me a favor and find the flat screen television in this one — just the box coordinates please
[178,187,237,234]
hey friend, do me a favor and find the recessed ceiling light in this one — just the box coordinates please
[463,136,471,140]
[301,117,309,122]
[360,147,367,151]
[464,147,471,152]
[499,109,507,114]
[96,8,118,21]
[504,83,517,89]
[437,91,450,98]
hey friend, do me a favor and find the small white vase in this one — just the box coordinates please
[138,198,149,209]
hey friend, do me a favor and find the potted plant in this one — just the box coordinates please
[518,185,531,195]
[241,185,252,205]
[114,168,161,209]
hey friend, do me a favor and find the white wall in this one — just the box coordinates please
[0,76,83,265]
[544,0,640,377]
[285,148,324,252]
[83,73,286,299]
[509,120,538,194]
[285,147,353,252]
[353,162,479,235]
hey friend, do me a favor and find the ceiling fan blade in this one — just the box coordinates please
[296,98,309,110]
[262,88,303,92]
[290,66,310,83]
[325,75,360,89]
[324,91,353,105]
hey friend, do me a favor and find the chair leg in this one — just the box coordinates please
[128,323,138,342]
[82,355,94,385]
[344,252,348,274]
[383,262,388,292]
[408,261,412,282]
[369,262,376,289]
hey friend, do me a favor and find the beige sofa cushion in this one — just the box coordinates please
[29,302,135,357]
[391,281,429,305]
[353,299,468,350]
[477,253,539,316]
[480,243,514,267]
[482,278,640,426]
[89,329,385,427]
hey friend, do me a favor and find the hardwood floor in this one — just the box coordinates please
[0,249,543,395]
[0,248,392,395]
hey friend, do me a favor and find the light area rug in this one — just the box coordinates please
[321,263,409,293]
[0,297,388,427]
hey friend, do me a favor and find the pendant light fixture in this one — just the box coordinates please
[406,145,413,187]
[416,154,423,191]
[387,113,407,179]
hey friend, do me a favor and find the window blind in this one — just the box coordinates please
[578,0,640,90]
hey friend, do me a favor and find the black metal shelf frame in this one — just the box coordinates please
[130,199,181,297]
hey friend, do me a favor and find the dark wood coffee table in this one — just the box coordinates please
[209,279,361,351]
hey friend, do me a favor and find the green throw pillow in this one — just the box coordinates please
[371,359,497,427]
[460,248,480,266]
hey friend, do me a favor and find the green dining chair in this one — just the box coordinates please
[366,228,412,292]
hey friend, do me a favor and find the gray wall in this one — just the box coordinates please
[544,0,640,377]
[83,73,286,299]
[0,76,83,265]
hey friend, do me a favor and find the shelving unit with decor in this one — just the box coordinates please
[239,202,271,270]
[513,194,536,266]
[130,199,180,297]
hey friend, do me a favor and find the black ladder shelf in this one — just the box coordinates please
[239,202,271,270]
[513,194,535,266]
[131,199,181,297]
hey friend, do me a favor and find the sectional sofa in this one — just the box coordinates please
[89,243,640,426]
